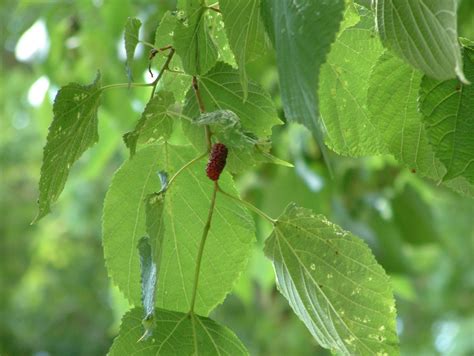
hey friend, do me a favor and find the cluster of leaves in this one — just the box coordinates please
[33,0,473,354]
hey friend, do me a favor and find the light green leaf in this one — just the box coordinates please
[264,204,399,355]
[375,0,467,83]
[219,0,269,95]
[124,17,142,83]
[137,237,157,341]
[173,0,218,75]
[183,62,281,138]
[123,91,176,156]
[367,52,438,175]
[419,46,474,183]
[35,72,102,222]
[186,110,291,173]
[261,0,345,158]
[319,16,385,156]
[103,144,255,314]
[109,307,248,355]
[208,11,236,67]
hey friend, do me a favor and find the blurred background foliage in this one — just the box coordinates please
[1,0,473,355]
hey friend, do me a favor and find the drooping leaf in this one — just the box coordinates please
[319,14,385,156]
[208,10,236,67]
[34,72,102,222]
[173,0,218,75]
[419,46,474,183]
[219,0,269,95]
[137,237,157,341]
[264,204,399,355]
[109,307,248,355]
[185,110,291,173]
[375,0,467,83]
[124,17,142,83]
[103,144,255,314]
[183,62,281,138]
[261,0,345,159]
[123,91,176,156]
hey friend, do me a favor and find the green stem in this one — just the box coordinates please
[167,152,208,188]
[189,181,218,313]
[139,40,157,49]
[217,186,276,224]
[192,76,212,150]
[100,82,153,91]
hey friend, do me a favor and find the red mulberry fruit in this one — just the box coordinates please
[206,143,228,181]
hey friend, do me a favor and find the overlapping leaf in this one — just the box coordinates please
[124,17,142,83]
[103,144,255,314]
[319,15,385,156]
[109,307,248,355]
[265,204,399,355]
[375,0,467,83]
[219,0,268,95]
[173,0,218,75]
[186,110,291,173]
[123,91,176,156]
[183,62,281,138]
[35,73,102,222]
[419,46,474,183]
[261,0,344,158]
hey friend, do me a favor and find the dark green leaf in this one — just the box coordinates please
[173,0,218,75]
[109,307,248,355]
[124,17,142,83]
[261,0,345,157]
[219,0,269,95]
[34,72,102,222]
[264,204,399,355]
[419,46,474,183]
[183,62,281,138]
[123,91,176,156]
[375,0,467,83]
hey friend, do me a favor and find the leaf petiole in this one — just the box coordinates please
[217,186,276,224]
[167,152,208,189]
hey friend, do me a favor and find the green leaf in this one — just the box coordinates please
[109,307,248,355]
[137,237,157,341]
[183,62,281,138]
[208,11,237,67]
[173,0,218,75]
[187,110,291,173]
[124,17,142,83]
[367,52,437,175]
[103,144,255,314]
[419,46,474,183]
[261,0,345,156]
[34,72,102,222]
[375,0,468,83]
[123,91,176,156]
[219,0,269,96]
[264,204,399,355]
[319,16,385,156]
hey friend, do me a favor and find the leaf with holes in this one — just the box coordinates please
[183,62,281,138]
[103,144,255,314]
[419,46,474,183]
[173,0,218,75]
[264,204,399,355]
[109,307,248,355]
[319,13,385,156]
[123,91,176,156]
[34,72,102,222]
[376,0,467,83]
[124,17,142,83]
